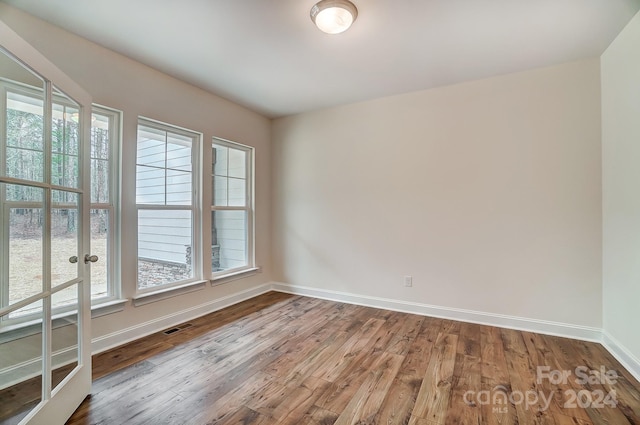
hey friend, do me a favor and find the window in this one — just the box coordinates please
[90,106,120,303]
[136,119,201,291]
[211,138,254,277]
[1,79,121,320]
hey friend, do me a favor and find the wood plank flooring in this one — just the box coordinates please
[7,292,640,424]
[0,363,77,425]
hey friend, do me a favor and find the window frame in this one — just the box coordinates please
[0,80,123,322]
[89,104,121,305]
[211,137,255,279]
[135,117,202,295]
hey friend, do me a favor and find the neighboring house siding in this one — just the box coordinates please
[214,210,246,270]
[138,210,191,264]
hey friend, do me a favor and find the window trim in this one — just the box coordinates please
[90,104,122,306]
[211,137,255,280]
[135,117,202,295]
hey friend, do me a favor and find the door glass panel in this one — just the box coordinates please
[2,50,45,184]
[51,284,79,392]
[5,91,45,183]
[51,282,78,312]
[51,190,79,288]
[2,34,91,424]
[5,181,42,203]
[2,183,44,308]
[0,299,43,424]
[0,47,44,89]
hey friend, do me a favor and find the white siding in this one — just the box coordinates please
[214,210,246,270]
[138,210,191,264]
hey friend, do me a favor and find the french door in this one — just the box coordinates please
[0,21,92,425]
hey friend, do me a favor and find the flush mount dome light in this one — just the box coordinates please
[310,0,358,34]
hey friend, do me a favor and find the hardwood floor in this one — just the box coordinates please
[8,292,640,424]
[0,363,77,425]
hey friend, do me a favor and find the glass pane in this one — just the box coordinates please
[51,153,78,188]
[137,123,194,207]
[213,176,228,207]
[137,130,166,168]
[137,153,166,171]
[5,182,42,203]
[51,103,79,155]
[212,143,247,207]
[91,113,111,160]
[91,159,109,204]
[51,284,79,392]
[212,210,247,273]
[167,134,192,172]
[136,165,165,204]
[0,299,43,424]
[91,111,112,204]
[228,148,246,179]
[51,310,79,392]
[213,144,228,176]
[5,90,45,183]
[90,209,109,300]
[136,126,166,205]
[51,191,79,288]
[8,207,44,308]
[5,147,44,183]
[166,169,191,205]
[51,87,80,189]
[51,283,78,312]
[228,177,246,207]
[138,209,192,289]
[1,44,44,91]
[3,183,45,308]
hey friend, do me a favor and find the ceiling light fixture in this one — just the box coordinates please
[310,0,358,35]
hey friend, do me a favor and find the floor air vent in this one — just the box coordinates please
[163,323,193,335]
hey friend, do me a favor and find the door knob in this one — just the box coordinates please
[69,256,78,264]
[84,254,99,264]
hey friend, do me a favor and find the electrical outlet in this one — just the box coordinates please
[404,276,412,287]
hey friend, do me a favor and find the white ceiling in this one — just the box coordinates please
[2,0,639,118]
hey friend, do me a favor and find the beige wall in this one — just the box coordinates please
[1,1,622,351]
[273,59,602,327]
[0,4,272,344]
[602,10,640,362]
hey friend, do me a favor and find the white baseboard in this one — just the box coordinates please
[91,283,272,354]
[271,282,640,382]
[602,331,640,383]
[270,282,602,342]
[0,283,272,391]
[4,280,639,392]
[88,281,640,384]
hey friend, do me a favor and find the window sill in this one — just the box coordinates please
[0,298,127,344]
[211,267,261,286]
[92,298,127,318]
[132,280,207,307]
